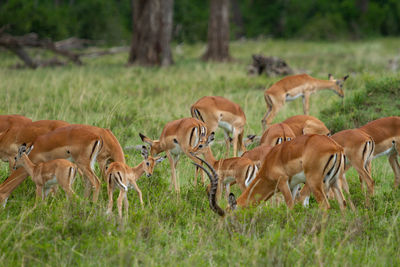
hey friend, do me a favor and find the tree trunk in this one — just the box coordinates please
[202,0,231,61]
[128,0,174,66]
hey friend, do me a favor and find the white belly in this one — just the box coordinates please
[170,143,182,155]
[285,93,303,101]
[374,146,395,159]
[289,171,306,189]
[218,121,233,133]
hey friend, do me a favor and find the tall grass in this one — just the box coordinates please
[0,39,399,266]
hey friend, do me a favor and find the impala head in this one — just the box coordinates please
[141,146,165,177]
[13,143,33,170]
[328,73,349,98]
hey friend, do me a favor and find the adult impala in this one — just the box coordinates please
[198,135,347,216]
[260,115,329,146]
[106,146,165,218]
[0,119,69,170]
[140,117,214,193]
[359,116,400,188]
[0,124,125,204]
[261,74,349,129]
[0,114,32,134]
[191,96,246,156]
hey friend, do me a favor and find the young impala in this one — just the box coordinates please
[262,74,348,129]
[201,147,258,202]
[13,144,77,201]
[191,96,246,156]
[139,117,214,193]
[106,146,165,218]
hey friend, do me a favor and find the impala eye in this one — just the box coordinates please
[146,162,150,166]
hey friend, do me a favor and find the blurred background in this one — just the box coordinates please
[1,0,399,44]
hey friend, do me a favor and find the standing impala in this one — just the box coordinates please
[13,144,77,201]
[261,74,349,129]
[359,116,400,188]
[259,115,330,147]
[139,117,214,193]
[198,135,347,216]
[106,146,165,218]
[0,124,125,204]
[201,147,258,201]
[0,120,69,170]
[191,96,246,156]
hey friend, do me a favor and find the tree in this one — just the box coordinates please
[202,0,231,61]
[128,0,174,66]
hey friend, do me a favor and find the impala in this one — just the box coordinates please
[139,117,214,192]
[13,144,77,201]
[0,124,125,204]
[359,116,400,188]
[241,144,273,168]
[198,135,346,216]
[261,74,349,129]
[201,147,258,201]
[0,114,32,134]
[259,115,330,147]
[0,119,69,170]
[191,96,246,156]
[106,146,165,218]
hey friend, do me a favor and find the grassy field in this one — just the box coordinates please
[0,39,399,266]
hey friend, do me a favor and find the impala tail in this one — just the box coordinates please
[190,106,205,122]
[112,171,128,192]
[191,155,225,216]
[244,164,258,187]
[90,139,103,171]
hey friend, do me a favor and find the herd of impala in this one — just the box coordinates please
[1,73,399,218]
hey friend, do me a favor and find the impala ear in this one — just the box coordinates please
[25,145,34,155]
[139,133,153,146]
[141,145,148,159]
[207,132,215,145]
[343,75,349,81]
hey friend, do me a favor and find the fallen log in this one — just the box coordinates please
[248,54,293,77]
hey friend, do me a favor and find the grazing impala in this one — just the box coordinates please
[0,124,125,205]
[261,74,349,129]
[106,146,165,218]
[0,115,32,134]
[198,135,347,216]
[140,118,214,192]
[191,96,246,156]
[359,116,400,188]
[201,147,258,201]
[0,120,69,170]
[259,115,330,147]
[13,144,77,201]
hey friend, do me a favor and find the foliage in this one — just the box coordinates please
[1,0,400,43]
[0,39,399,265]
[320,74,400,133]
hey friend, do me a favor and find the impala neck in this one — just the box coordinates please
[131,162,145,179]
[314,79,336,91]
[202,148,217,167]
[151,140,162,156]
[19,154,36,177]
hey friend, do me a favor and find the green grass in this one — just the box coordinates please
[0,38,400,266]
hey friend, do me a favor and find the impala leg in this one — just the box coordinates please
[237,130,246,156]
[308,179,330,210]
[131,181,144,206]
[124,192,129,215]
[117,190,125,219]
[222,130,231,157]
[297,183,311,207]
[80,166,101,202]
[302,93,310,115]
[388,150,400,188]
[262,95,280,130]
[0,167,29,205]
[277,178,294,208]
[232,130,239,157]
[354,165,375,196]
[340,173,356,211]
[106,174,114,214]
[331,181,347,211]
[166,151,180,193]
